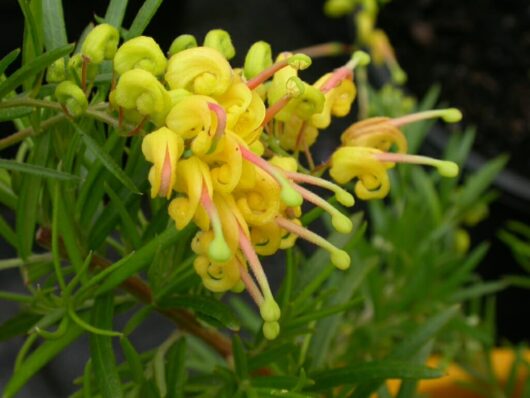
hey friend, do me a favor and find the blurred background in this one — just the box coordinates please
[0,0,528,396]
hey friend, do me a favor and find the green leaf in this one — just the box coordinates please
[0,44,73,99]
[2,322,84,398]
[0,313,41,342]
[126,0,164,39]
[72,122,140,194]
[41,0,68,50]
[104,0,129,28]
[166,338,187,398]
[0,214,17,248]
[119,336,145,384]
[248,343,297,371]
[0,106,33,122]
[0,49,21,76]
[158,295,240,331]
[0,158,79,181]
[457,155,508,211]
[449,280,508,302]
[309,361,443,391]
[89,294,123,398]
[86,227,181,295]
[232,335,248,380]
[349,306,459,398]
[16,133,50,259]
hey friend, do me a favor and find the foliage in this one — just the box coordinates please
[0,1,519,397]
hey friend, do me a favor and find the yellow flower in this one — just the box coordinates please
[312,73,356,129]
[165,47,233,96]
[165,95,218,155]
[168,157,212,230]
[141,127,184,198]
[201,133,243,194]
[193,254,241,292]
[113,36,167,77]
[235,165,281,226]
[330,146,394,200]
[113,69,171,125]
[341,116,408,153]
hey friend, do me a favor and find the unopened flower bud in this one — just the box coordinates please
[55,81,88,117]
[81,23,119,64]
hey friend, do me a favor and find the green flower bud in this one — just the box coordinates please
[324,0,355,17]
[168,34,197,56]
[243,41,272,79]
[263,321,280,340]
[55,81,88,117]
[81,23,120,64]
[114,36,167,77]
[46,58,66,83]
[203,29,236,60]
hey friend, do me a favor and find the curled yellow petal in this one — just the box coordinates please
[340,117,408,153]
[235,166,281,226]
[312,73,356,129]
[168,157,211,229]
[330,147,393,200]
[193,255,241,292]
[113,69,171,125]
[114,36,167,76]
[141,127,184,198]
[250,222,282,256]
[81,23,119,64]
[202,133,242,194]
[278,116,319,151]
[165,47,233,96]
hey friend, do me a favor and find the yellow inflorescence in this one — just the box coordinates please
[54,26,461,340]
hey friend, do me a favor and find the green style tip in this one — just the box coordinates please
[331,249,351,270]
[263,321,280,340]
[208,237,232,263]
[437,161,459,178]
[351,51,371,67]
[441,108,462,123]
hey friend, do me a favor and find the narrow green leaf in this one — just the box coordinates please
[104,0,129,27]
[0,313,41,342]
[0,44,73,99]
[458,155,508,211]
[0,158,79,181]
[87,227,180,295]
[2,323,83,398]
[232,335,248,380]
[166,338,187,398]
[349,306,460,398]
[449,280,508,302]
[72,122,140,194]
[41,0,68,50]
[16,133,50,259]
[89,294,123,398]
[104,182,141,248]
[0,214,17,248]
[158,295,240,331]
[119,337,145,384]
[0,106,33,122]
[126,0,164,39]
[309,361,443,391]
[0,49,20,76]
[248,343,297,371]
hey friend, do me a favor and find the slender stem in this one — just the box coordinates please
[238,261,264,307]
[0,97,63,111]
[291,42,352,58]
[0,113,66,150]
[238,226,273,299]
[247,58,289,90]
[262,95,291,127]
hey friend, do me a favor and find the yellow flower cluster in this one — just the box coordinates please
[65,25,461,339]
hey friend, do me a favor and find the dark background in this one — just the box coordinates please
[1,0,528,396]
